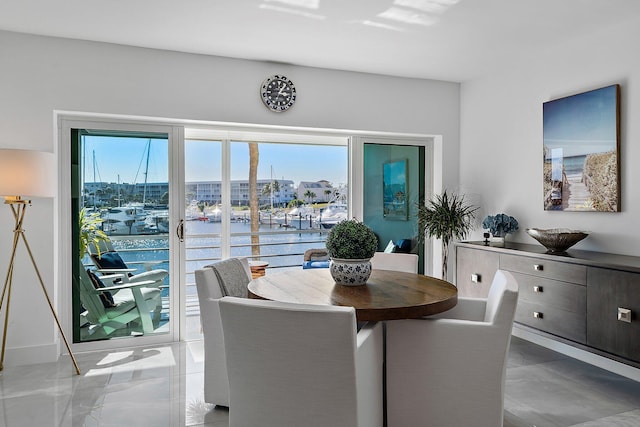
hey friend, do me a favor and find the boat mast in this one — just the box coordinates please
[142,139,151,204]
[92,149,97,209]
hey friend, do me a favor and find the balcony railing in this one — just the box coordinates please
[102,227,329,303]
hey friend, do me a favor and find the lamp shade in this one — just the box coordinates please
[0,149,56,198]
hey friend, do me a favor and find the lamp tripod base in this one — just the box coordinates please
[0,199,80,374]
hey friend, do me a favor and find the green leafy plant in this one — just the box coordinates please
[78,208,109,259]
[417,191,478,279]
[325,219,378,260]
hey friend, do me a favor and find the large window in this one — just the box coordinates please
[183,136,348,338]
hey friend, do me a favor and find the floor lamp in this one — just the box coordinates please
[0,149,80,375]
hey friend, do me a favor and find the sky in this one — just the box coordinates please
[543,85,618,158]
[81,136,348,187]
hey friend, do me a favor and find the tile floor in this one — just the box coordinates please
[505,338,640,426]
[0,336,639,426]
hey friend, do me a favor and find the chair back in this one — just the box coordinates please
[88,239,116,257]
[219,297,360,427]
[195,258,251,329]
[194,257,251,407]
[88,239,129,270]
[204,257,252,298]
[371,252,419,273]
[76,268,109,325]
[304,248,329,261]
[484,269,519,327]
[195,268,224,301]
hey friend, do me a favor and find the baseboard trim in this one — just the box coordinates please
[3,342,60,367]
[513,326,640,382]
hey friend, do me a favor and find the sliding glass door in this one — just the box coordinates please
[362,140,428,274]
[70,128,175,344]
[183,139,222,340]
[64,120,351,345]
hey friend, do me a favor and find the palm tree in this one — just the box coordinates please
[262,181,280,196]
[248,143,261,258]
[262,180,280,207]
[304,190,316,204]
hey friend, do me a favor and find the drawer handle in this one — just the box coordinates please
[533,311,543,319]
[533,286,543,293]
[471,273,481,283]
[618,307,632,323]
[533,264,544,271]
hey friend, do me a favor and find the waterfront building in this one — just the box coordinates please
[83,181,169,207]
[85,178,345,208]
[187,179,296,207]
[297,180,335,203]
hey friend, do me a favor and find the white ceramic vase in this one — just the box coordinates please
[329,258,372,286]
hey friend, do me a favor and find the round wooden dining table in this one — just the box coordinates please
[248,268,458,322]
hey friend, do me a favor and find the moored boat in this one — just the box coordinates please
[316,203,348,229]
[102,206,148,235]
[275,205,317,229]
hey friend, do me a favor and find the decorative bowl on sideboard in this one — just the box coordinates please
[525,228,590,253]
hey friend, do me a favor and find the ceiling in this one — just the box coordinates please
[1,0,639,82]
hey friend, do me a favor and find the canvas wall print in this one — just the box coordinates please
[543,84,620,211]
[383,159,408,220]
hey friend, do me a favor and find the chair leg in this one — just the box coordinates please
[130,287,154,334]
[151,298,162,328]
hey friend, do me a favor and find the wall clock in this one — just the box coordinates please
[260,75,297,112]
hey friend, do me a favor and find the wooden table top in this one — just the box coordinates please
[248,268,458,321]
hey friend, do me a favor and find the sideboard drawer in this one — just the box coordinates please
[511,272,586,314]
[500,253,586,285]
[515,300,586,344]
[455,246,499,298]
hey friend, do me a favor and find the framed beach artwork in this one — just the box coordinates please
[383,159,408,220]
[542,84,621,212]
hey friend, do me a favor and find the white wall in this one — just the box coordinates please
[0,30,460,363]
[460,16,640,256]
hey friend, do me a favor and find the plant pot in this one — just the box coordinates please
[490,235,505,247]
[329,258,372,286]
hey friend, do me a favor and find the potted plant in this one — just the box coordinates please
[78,207,109,259]
[482,213,518,246]
[325,218,378,286]
[417,191,478,280]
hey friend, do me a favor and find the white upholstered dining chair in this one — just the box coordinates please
[370,252,419,273]
[194,257,252,407]
[219,296,384,427]
[385,269,519,427]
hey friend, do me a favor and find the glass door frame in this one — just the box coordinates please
[351,135,437,277]
[58,115,184,351]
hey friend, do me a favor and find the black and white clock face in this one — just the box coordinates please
[260,75,297,112]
